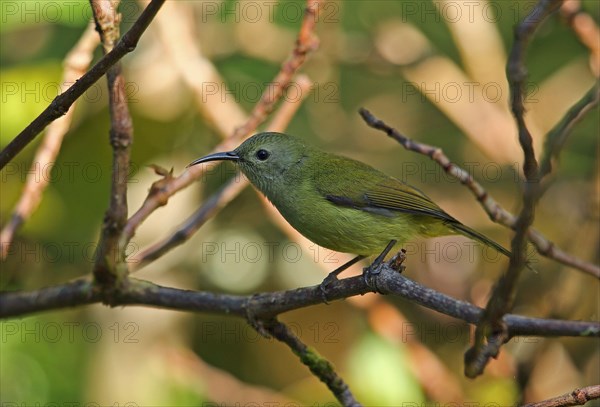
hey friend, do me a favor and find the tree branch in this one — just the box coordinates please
[262,319,361,407]
[522,385,600,407]
[90,0,134,287]
[539,84,600,179]
[0,23,99,259]
[2,262,598,338]
[0,0,165,170]
[507,0,562,180]
[152,0,248,137]
[467,0,584,378]
[359,16,598,376]
[0,278,100,317]
[130,174,247,270]
[229,0,321,141]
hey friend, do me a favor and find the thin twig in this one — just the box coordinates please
[539,84,600,178]
[507,0,562,180]
[0,23,99,259]
[152,0,248,137]
[468,0,571,378]
[359,75,598,378]
[90,0,134,287]
[522,385,600,407]
[129,75,314,270]
[229,0,321,141]
[0,0,165,170]
[358,108,600,278]
[130,175,247,269]
[2,263,598,338]
[262,319,361,407]
[466,185,537,378]
[123,0,322,243]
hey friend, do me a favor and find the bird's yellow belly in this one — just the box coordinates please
[276,199,442,256]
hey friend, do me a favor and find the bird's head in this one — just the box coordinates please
[188,132,309,194]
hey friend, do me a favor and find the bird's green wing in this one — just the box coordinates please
[312,154,512,257]
[313,155,457,223]
[363,179,458,222]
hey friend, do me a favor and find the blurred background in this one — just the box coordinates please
[1,0,599,405]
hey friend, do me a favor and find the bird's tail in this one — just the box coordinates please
[447,222,537,271]
[447,222,511,258]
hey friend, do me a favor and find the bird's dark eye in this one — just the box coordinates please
[255,149,270,161]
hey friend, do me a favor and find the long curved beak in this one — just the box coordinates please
[187,151,239,168]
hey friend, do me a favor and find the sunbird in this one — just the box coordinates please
[188,132,510,282]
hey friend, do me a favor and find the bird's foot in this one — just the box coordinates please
[362,264,381,288]
[319,273,339,304]
[319,255,365,304]
[362,239,397,292]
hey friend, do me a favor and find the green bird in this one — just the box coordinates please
[188,132,510,281]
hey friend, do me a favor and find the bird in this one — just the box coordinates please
[188,132,511,283]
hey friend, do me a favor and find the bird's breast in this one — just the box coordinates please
[267,188,418,256]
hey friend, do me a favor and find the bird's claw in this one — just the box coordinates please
[362,264,382,292]
[319,255,366,304]
[319,273,339,304]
